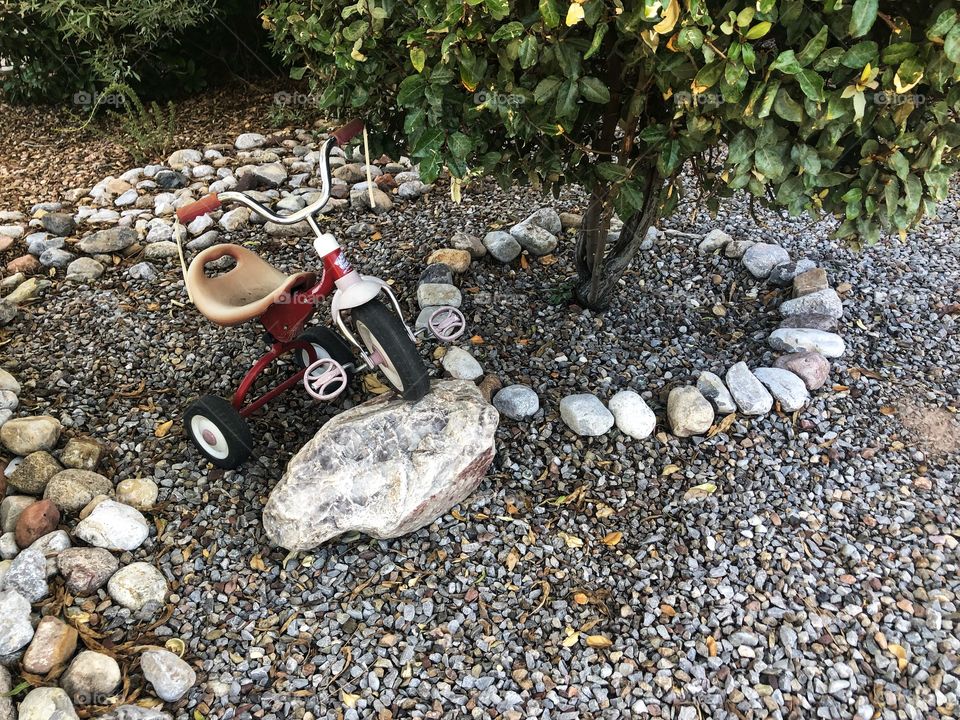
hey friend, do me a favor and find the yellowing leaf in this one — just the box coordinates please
[586,635,612,648]
[879,406,896,416]
[661,464,681,476]
[889,643,908,671]
[505,547,520,572]
[363,374,391,394]
[595,503,615,519]
[660,604,676,617]
[410,46,426,73]
[565,3,585,26]
[557,531,583,548]
[562,629,581,647]
[250,554,267,571]
[155,419,173,438]
[573,592,589,604]
[342,691,361,708]
[706,635,717,657]
[653,0,679,34]
[602,531,622,546]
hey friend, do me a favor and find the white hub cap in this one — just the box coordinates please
[356,320,404,392]
[190,414,230,460]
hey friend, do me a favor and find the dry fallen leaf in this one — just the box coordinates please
[889,643,908,671]
[342,691,360,708]
[370,231,382,241]
[540,254,558,265]
[469,335,484,345]
[660,604,676,617]
[595,503,615,519]
[573,592,589,605]
[250,554,267,571]
[505,547,520,572]
[683,482,717,501]
[363,374,391,394]
[586,635,612,649]
[562,629,580,647]
[706,635,717,657]
[557,531,583,549]
[661,464,681,476]
[602,531,622,547]
[880,406,897,416]
[154,420,173,438]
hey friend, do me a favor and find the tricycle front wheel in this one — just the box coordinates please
[352,299,430,402]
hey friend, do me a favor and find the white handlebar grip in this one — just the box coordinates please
[313,233,339,257]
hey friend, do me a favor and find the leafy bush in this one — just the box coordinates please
[0,0,272,102]
[263,0,960,308]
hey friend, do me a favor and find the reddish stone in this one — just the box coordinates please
[6,253,39,274]
[15,499,61,548]
[375,173,397,190]
[0,235,15,252]
[773,351,830,391]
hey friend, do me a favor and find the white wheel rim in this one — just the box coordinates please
[190,414,230,460]
[301,343,331,367]
[356,320,405,392]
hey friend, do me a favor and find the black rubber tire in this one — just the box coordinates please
[184,395,254,469]
[351,299,430,402]
[293,325,357,384]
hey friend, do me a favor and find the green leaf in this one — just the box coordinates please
[889,150,910,180]
[849,0,878,38]
[693,61,724,91]
[814,47,844,72]
[580,76,610,103]
[755,143,786,180]
[397,75,427,105]
[797,26,828,67]
[773,89,804,122]
[484,0,510,20]
[448,131,472,158]
[657,140,683,177]
[539,0,560,28]
[596,162,631,180]
[491,21,525,42]
[770,50,802,75]
[519,35,538,68]
[881,43,917,65]
[946,25,960,64]
[584,23,608,59]
[534,76,562,103]
[840,41,878,69]
[289,66,307,81]
[795,69,825,101]
[744,22,772,40]
[410,126,444,155]
[410,47,426,73]
[927,9,958,40]
[677,26,704,50]
[554,79,579,117]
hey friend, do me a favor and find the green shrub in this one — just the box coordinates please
[262,0,960,309]
[0,0,273,102]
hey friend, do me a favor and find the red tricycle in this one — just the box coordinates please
[174,120,465,469]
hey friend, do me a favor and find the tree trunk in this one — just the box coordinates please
[573,165,662,311]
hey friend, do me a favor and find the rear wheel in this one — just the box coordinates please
[294,325,356,384]
[184,395,254,469]
[352,299,430,402]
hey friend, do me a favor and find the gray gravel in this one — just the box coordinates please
[0,129,958,720]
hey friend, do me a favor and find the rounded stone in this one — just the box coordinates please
[607,390,656,439]
[441,347,484,381]
[15,687,78,720]
[773,350,831,390]
[22,616,78,675]
[107,562,167,611]
[140,648,197,702]
[61,650,121,705]
[483,231,522,263]
[667,387,714,438]
[115,478,159,510]
[74,500,149,551]
[492,385,540,420]
[427,248,471,273]
[0,589,34,655]
[8,451,62,494]
[14,499,60,549]
[57,547,120,596]
[742,243,790,278]
[559,394,615,436]
[0,415,62,455]
[44,469,113,514]
[725,362,773,416]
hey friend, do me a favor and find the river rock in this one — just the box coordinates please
[0,534,14,560]
[264,380,498,550]
[768,258,816,287]
[522,207,562,235]
[780,288,843,319]
[74,500,149,551]
[167,148,202,168]
[66,256,105,281]
[420,263,453,285]
[15,500,60,549]
[793,267,829,296]
[100,706,173,720]
[28,529,70,576]
[427,249,471,273]
[60,437,102,471]
[350,186,393,213]
[22,616,78,674]
[62,651,121,705]
[140,648,197,702]
[774,350,831,390]
[57,547,119,596]
[753,367,810,412]
[8,451,61,494]
[607,391,656,439]
[441,347,483,381]
[0,589,33,655]
[698,229,732,254]
[492,385,540,420]
[667,387,714,437]
[44,470,113,514]
[725,362,773,416]
[769,328,845,358]
[724,240,755,258]
[742,243,790,278]
[509,223,557,256]
[0,415,61,455]
[482,231,521,262]
[41,212,76,236]
[107,562,167,611]
[77,227,137,254]
[417,283,462,308]
[115,478,159,510]
[449,231,486,259]
[778,313,838,332]
[0,369,20,395]
[0,665,11,720]
[235,132,266,150]
[1,547,47,602]
[559,394,615,436]
[696,371,737,415]
[15,687,78,720]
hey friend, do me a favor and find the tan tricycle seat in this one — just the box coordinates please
[186,244,317,326]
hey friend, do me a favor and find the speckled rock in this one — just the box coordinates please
[492,385,540,420]
[559,394,615,437]
[59,437,102,471]
[697,372,737,415]
[22,616,78,675]
[780,288,844,319]
[74,500,149,551]
[427,248,471,273]
[264,380,498,550]
[44,470,113,514]
[15,687,78,720]
[667,387,714,437]
[773,350,831,390]
[753,367,810,412]
[0,415,61,455]
[8,451,61,494]
[777,312,838,332]
[61,650,121,705]
[1,547,48,602]
[57,547,120,596]
[768,328,845,358]
[0,496,33,533]
[509,223,557,256]
[725,362,773,416]
[449,231,487,259]
[115,478,159,510]
[417,283,462,308]
[0,589,33,655]
[107,562,167,611]
[607,391,656,439]
[140,648,197,702]
[482,231,521,262]
[441,347,483,381]
[742,243,790,278]
[697,229,732,254]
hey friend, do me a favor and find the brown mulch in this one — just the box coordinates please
[0,80,311,213]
